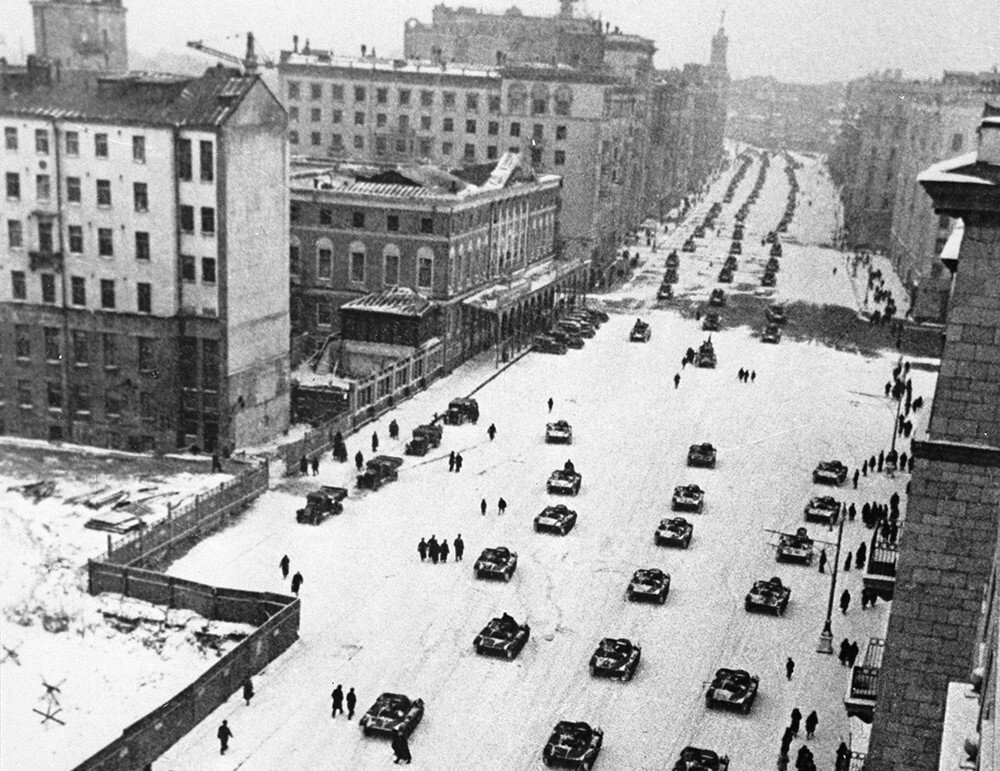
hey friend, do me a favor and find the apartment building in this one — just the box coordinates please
[0,65,290,452]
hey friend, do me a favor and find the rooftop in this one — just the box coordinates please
[340,287,435,318]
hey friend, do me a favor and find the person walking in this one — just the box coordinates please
[481,498,488,516]
[785,657,795,680]
[428,536,440,564]
[211,453,224,473]
[853,469,859,489]
[392,731,412,764]
[388,419,399,440]
[844,552,852,572]
[751,370,756,382]
[372,432,379,454]
[818,549,827,573]
[242,677,254,706]
[877,450,884,472]
[862,459,868,476]
[346,687,357,720]
[455,453,464,472]
[331,684,344,718]
[738,367,745,381]
[299,455,309,475]
[454,534,464,561]
[418,538,428,562]
[805,710,818,740]
[869,454,877,472]
[498,497,507,515]
[547,397,554,413]
[355,451,364,472]
[487,423,497,441]
[448,451,456,472]
[291,571,304,596]
[217,720,233,755]
[790,707,802,736]
[311,455,319,476]
[899,450,908,470]
[840,588,851,614]
[848,640,860,667]
[856,542,867,570]
[839,638,850,666]
[440,539,450,563]
[279,554,290,579]
[674,372,681,389]
[835,741,851,771]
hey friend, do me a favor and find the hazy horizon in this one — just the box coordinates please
[1,0,997,85]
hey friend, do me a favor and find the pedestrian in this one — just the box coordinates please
[818,548,827,573]
[848,640,860,667]
[389,419,399,440]
[487,423,497,441]
[547,397,554,413]
[291,571,304,596]
[279,554,290,579]
[211,453,224,473]
[856,542,867,570]
[790,707,802,736]
[904,420,913,438]
[674,372,681,389]
[481,499,487,516]
[346,687,357,719]
[299,455,309,475]
[455,453,464,472]
[912,395,924,411]
[738,367,745,381]
[878,450,884,472]
[428,535,440,564]
[899,451,908,470]
[839,638,850,666]
[862,460,868,476]
[805,710,818,739]
[454,534,464,561]
[392,731,412,764]
[751,370,756,382]
[796,745,815,769]
[860,586,870,609]
[418,538,428,561]
[890,491,900,511]
[908,455,915,472]
[786,656,795,680]
[355,451,364,471]
[449,451,456,472]
[372,431,379,454]
[311,455,319,476]
[331,684,344,717]
[243,677,255,706]
[869,454,877,472]
[440,539,450,563]
[885,381,892,397]
[498,497,507,515]
[836,741,851,771]
[840,588,851,614]
[844,552,852,572]
[217,719,233,755]
[888,520,898,544]
[681,356,687,369]
[848,503,857,521]
[853,469,859,489]
[780,726,794,756]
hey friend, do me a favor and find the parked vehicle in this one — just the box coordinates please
[296,485,348,525]
[705,669,759,714]
[404,424,443,456]
[359,692,424,738]
[542,721,603,769]
[630,320,651,343]
[546,420,573,444]
[447,397,480,425]
[356,455,404,490]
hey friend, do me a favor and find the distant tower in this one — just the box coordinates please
[710,11,728,73]
[31,0,128,73]
[558,0,579,19]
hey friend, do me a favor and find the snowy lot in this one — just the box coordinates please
[150,154,937,769]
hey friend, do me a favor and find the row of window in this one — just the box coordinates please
[11,378,157,421]
[12,326,157,371]
[10,270,156,312]
[290,206,435,233]
[4,126,146,162]
[8,218,151,260]
[287,82,502,113]
[289,241,434,289]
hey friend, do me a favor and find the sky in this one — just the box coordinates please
[0,0,997,84]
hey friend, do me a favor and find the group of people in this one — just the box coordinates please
[779,708,821,769]
[418,534,464,564]
[279,554,305,595]
[736,367,757,383]
[838,638,860,667]
[480,498,508,516]
[447,451,465,472]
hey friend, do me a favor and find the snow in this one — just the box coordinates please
[152,153,935,769]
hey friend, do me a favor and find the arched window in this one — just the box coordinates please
[554,85,573,116]
[382,243,400,286]
[316,237,333,280]
[507,83,527,114]
[349,240,366,284]
[417,246,434,290]
[530,83,549,116]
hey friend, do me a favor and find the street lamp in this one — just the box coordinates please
[889,377,905,455]
[817,514,846,655]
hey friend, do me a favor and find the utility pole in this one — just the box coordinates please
[817,514,846,654]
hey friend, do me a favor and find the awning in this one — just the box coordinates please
[462,259,587,314]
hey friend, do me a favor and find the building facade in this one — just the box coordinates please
[31,0,128,74]
[0,65,290,453]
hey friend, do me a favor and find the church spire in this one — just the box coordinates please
[710,12,728,72]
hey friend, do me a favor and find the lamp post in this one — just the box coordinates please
[817,514,846,654]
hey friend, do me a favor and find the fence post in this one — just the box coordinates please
[107,533,112,559]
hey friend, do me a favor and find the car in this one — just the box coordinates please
[776,527,814,564]
[709,288,726,307]
[682,238,696,253]
[357,455,404,490]
[813,460,848,486]
[672,484,705,513]
[558,319,596,339]
[705,669,760,714]
[405,424,443,456]
[695,339,717,368]
[447,397,480,425]
[765,305,787,324]
[630,320,651,342]
[535,504,578,535]
[474,546,518,581]
[804,495,841,524]
[359,692,425,738]
[534,335,568,354]
[474,613,530,659]
[761,270,776,287]
[717,267,734,283]
[296,485,348,525]
[665,251,680,268]
[672,746,731,771]
[770,242,783,257]
[761,324,781,344]
[627,568,670,604]
[657,282,674,301]
[550,329,585,349]
[729,240,742,255]
[702,312,720,332]
[656,516,693,548]
[542,721,603,769]
[584,308,610,324]
[547,467,582,495]
[590,637,641,681]
[745,577,791,615]
[687,443,717,468]
[663,266,679,284]
[546,420,573,444]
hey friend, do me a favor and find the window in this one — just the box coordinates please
[311,108,322,122]
[18,380,33,408]
[350,247,365,282]
[41,273,56,303]
[35,128,49,154]
[420,115,432,131]
[65,131,78,156]
[310,82,323,100]
[287,81,300,100]
[442,142,453,156]
[68,225,83,254]
[464,144,475,161]
[314,205,331,225]
[200,207,215,234]
[132,135,146,163]
[102,333,118,368]
[316,300,333,327]
[67,176,81,203]
[11,270,26,299]
[138,337,154,371]
[421,217,434,234]
[467,92,481,111]
[383,248,399,286]
[200,140,214,181]
[137,283,151,313]
[289,240,301,274]
[419,138,432,156]
[421,90,434,107]
[487,145,498,160]
[6,172,20,199]
[331,84,344,101]
[488,121,499,136]
[71,276,85,305]
[15,325,31,358]
[417,249,433,288]
[531,147,542,165]
[180,205,195,233]
[508,84,527,112]
[44,327,61,362]
[4,127,16,150]
[376,113,387,128]
[443,92,456,110]
[36,174,51,201]
[311,131,322,146]
[135,231,150,261]
[398,114,410,132]
[376,87,388,104]
[317,244,333,278]
[289,130,299,144]
[72,329,89,364]
[352,211,365,228]
[96,179,111,206]
[105,393,121,417]
[8,220,23,248]
[95,133,108,158]
[332,109,342,124]
[331,133,343,150]
[353,135,364,149]
[556,125,567,141]
[47,381,63,410]
[554,150,566,165]
[510,122,521,137]
[488,95,501,113]
[289,202,300,222]
[443,117,454,132]
[202,339,219,390]
[72,384,91,416]
[181,255,196,282]
[466,119,477,134]
[100,279,115,309]
[354,112,365,126]
[354,86,366,102]
[554,87,572,116]
[533,124,544,140]
[38,221,53,252]
[139,391,153,420]
[387,214,399,232]
[133,182,148,211]
[399,89,411,106]
[177,138,192,180]
[202,257,217,283]
[98,228,113,257]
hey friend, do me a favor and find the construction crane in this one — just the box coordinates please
[186,32,275,75]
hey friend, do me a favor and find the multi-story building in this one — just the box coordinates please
[31,0,128,74]
[289,152,587,371]
[0,64,290,453]
[864,111,1000,770]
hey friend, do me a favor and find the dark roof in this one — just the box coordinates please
[0,66,259,128]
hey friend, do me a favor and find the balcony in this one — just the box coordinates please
[844,637,884,723]
[863,533,898,601]
[29,250,64,273]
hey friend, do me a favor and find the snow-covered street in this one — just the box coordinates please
[148,152,936,769]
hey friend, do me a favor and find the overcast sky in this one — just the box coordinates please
[1,0,997,83]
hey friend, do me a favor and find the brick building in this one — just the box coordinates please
[0,65,290,453]
[864,112,1000,769]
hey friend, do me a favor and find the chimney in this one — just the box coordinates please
[303,39,311,55]
[361,44,367,57]
[371,47,376,58]
[293,35,299,53]
[979,115,1000,166]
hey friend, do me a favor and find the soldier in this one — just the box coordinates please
[674,372,681,389]
[346,687,357,719]
[835,742,851,771]
[786,656,795,680]
[862,459,867,477]
[789,707,802,736]
[751,370,756,382]
[372,431,379,453]
[392,731,412,764]
[908,455,915,472]
[279,554,290,579]
[805,710,818,739]
[428,536,440,564]
[844,553,852,572]
[418,538,428,562]
[217,720,233,755]
[869,454,877,472]
[899,451,908,470]
[331,684,344,718]
[852,469,859,489]
[884,381,892,397]
[291,571,304,596]
[242,677,254,706]
[877,450,884,472]
[355,451,364,471]
[455,453,464,472]
[856,542,867,570]
[211,453,224,473]
[848,502,857,521]
[564,459,576,474]
[848,640,860,667]
[840,589,851,614]
[389,419,399,440]
[454,534,464,561]
[547,397,554,413]
[487,423,497,441]
[498,497,507,515]
[839,638,850,666]
[448,451,456,472]
[311,456,319,476]
[299,455,309,475]
[738,368,745,381]
[440,539,450,563]
[818,549,827,574]
[890,491,900,511]
[480,498,487,516]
